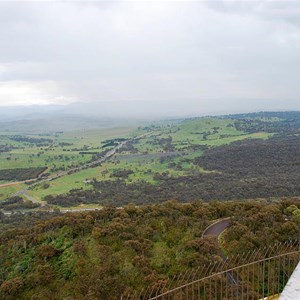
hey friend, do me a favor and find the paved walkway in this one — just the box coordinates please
[279,262,300,300]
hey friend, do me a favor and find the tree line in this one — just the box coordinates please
[0,167,47,181]
[44,135,300,207]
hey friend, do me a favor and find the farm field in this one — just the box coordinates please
[0,184,26,201]
[0,111,299,209]
[0,126,137,179]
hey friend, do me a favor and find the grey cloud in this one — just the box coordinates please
[206,1,300,22]
[0,1,299,115]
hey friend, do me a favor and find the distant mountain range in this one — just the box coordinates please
[0,101,299,133]
[0,101,198,132]
[0,100,226,123]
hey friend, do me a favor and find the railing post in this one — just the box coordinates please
[134,246,299,300]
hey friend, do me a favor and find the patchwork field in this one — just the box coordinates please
[0,112,299,209]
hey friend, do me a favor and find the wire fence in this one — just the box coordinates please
[122,241,300,300]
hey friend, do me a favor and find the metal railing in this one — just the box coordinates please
[122,241,300,300]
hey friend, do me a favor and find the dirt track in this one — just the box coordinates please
[0,181,22,188]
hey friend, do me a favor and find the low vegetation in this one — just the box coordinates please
[0,198,299,299]
[43,134,300,207]
[0,112,299,299]
[1,111,299,208]
[0,167,47,181]
[0,196,40,211]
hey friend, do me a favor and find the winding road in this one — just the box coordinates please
[202,217,240,286]
[1,132,153,211]
[202,217,231,238]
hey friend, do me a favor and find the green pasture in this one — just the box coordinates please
[0,150,91,169]
[1,117,274,205]
[161,118,246,146]
[57,126,136,148]
[197,131,271,147]
[132,118,271,151]
[28,168,101,200]
[0,126,138,182]
[0,183,26,201]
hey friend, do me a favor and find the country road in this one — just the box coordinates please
[7,131,153,202]
[0,181,21,188]
[202,217,231,238]
[23,192,42,205]
[13,143,127,196]
[202,218,241,287]
[0,180,35,189]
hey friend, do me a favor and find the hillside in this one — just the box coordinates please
[0,112,299,210]
[0,198,299,299]
[0,112,300,299]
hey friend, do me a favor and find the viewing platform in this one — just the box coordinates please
[279,261,300,300]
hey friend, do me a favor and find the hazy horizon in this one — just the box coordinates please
[0,1,300,115]
[1,100,300,121]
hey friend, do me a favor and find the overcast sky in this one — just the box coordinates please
[0,0,300,115]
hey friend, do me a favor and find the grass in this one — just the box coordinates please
[0,126,138,177]
[0,183,26,201]
[28,168,99,199]
[199,131,272,147]
[0,117,274,206]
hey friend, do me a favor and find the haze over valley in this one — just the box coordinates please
[0,1,300,299]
